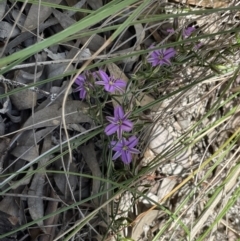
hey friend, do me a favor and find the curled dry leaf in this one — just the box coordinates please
[22,0,62,32]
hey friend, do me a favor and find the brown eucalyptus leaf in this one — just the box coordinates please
[10,88,36,110]
[0,197,19,218]
[87,0,102,10]
[10,167,33,189]
[65,0,87,17]
[0,137,10,154]
[11,9,27,28]
[10,67,45,110]
[28,173,45,231]
[39,133,52,167]
[79,142,102,205]
[116,24,144,72]
[131,210,164,240]
[52,8,76,30]
[22,0,62,32]
[0,21,20,39]
[0,210,19,236]
[23,101,92,130]
[80,35,105,52]
[136,92,161,112]
[52,8,105,52]
[9,128,53,171]
[41,190,59,241]
[54,161,78,199]
[0,0,6,19]
[0,115,4,135]
[11,145,39,162]
[46,63,74,87]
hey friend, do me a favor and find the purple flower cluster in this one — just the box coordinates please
[74,70,126,100]
[105,106,140,164]
[74,71,139,164]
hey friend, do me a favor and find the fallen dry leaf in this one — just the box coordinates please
[22,0,62,32]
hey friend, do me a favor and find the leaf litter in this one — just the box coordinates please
[0,0,240,240]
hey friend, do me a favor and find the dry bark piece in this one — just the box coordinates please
[22,0,62,32]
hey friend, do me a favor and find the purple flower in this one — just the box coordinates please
[111,136,140,164]
[74,74,88,99]
[148,47,176,67]
[95,70,126,93]
[194,42,203,50]
[167,28,174,34]
[105,106,133,139]
[183,26,195,39]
